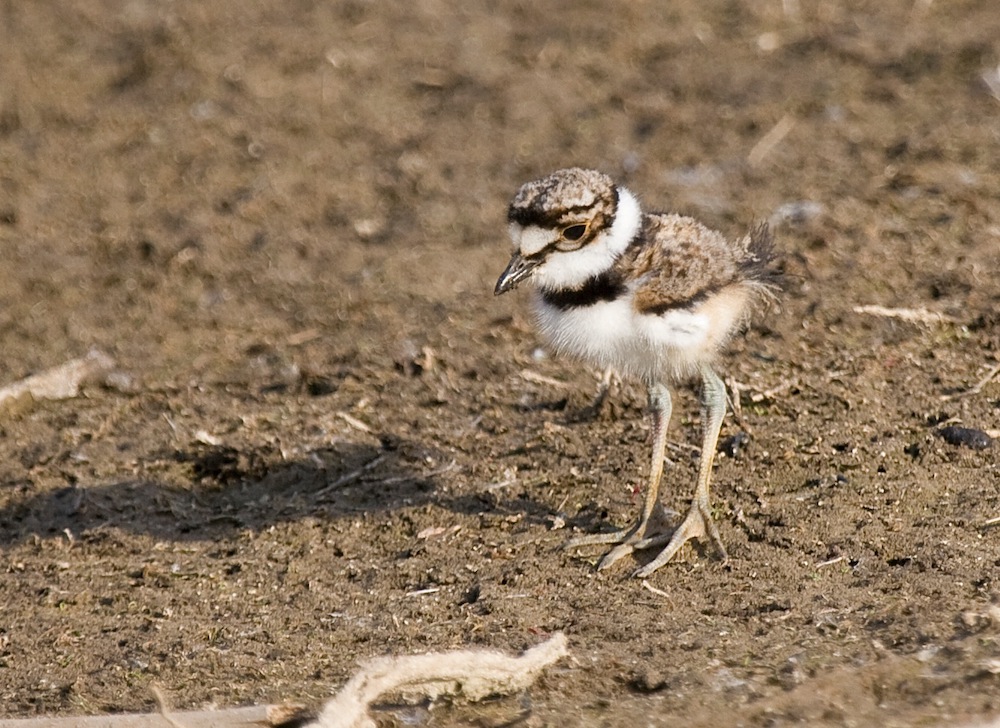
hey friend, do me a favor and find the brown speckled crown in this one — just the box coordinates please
[507,168,618,230]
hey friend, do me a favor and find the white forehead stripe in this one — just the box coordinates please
[513,224,555,257]
[507,222,523,250]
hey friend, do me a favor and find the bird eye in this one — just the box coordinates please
[561,224,588,242]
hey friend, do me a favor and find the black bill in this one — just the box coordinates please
[494,252,540,295]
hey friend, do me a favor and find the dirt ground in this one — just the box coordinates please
[2,1,1000,726]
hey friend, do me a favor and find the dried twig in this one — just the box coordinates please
[0,706,271,727]
[749,379,797,403]
[308,633,568,728]
[520,369,570,389]
[966,362,1000,396]
[287,328,321,346]
[748,114,795,166]
[941,361,1000,402]
[336,411,374,434]
[665,440,698,457]
[0,349,116,413]
[982,515,1000,530]
[853,304,957,326]
[404,587,440,597]
[379,459,457,486]
[150,686,189,728]
[486,467,519,491]
[815,555,845,569]
[314,454,387,497]
[641,580,672,601]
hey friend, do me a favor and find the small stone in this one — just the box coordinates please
[718,432,750,458]
[629,667,669,693]
[936,426,993,450]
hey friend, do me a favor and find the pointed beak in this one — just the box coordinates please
[494,252,540,295]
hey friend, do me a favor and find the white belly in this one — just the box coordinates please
[533,294,718,383]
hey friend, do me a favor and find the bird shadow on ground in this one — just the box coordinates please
[0,437,550,545]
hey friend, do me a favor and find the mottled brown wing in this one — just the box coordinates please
[627,214,747,315]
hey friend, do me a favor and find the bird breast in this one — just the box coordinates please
[533,283,750,383]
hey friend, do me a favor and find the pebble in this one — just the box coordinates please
[718,431,750,458]
[936,426,993,450]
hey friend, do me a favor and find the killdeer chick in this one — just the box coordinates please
[495,168,777,577]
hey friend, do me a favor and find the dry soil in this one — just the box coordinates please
[2,2,1000,726]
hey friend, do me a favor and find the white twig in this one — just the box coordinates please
[0,349,116,412]
[853,304,957,325]
[520,369,570,389]
[337,411,374,434]
[815,555,844,569]
[641,580,671,599]
[405,587,440,597]
[748,114,795,166]
[309,633,569,728]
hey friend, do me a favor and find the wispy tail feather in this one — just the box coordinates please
[741,222,782,292]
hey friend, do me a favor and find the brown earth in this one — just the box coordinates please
[2,1,1000,726]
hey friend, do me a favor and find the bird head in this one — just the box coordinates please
[495,168,638,295]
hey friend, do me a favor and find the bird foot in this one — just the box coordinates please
[566,501,728,577]
[632,501,728,578]
[565,504,676,571]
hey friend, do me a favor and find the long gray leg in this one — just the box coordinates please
[633,366,729,577]
[564,383,673,568]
